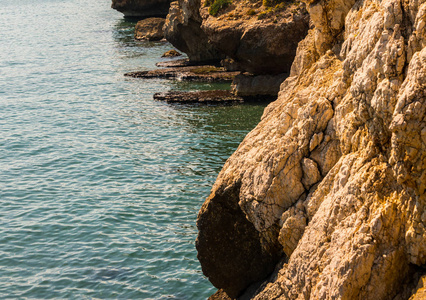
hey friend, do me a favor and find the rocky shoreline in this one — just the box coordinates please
[154,90,276,104]
[125,65,238,82]
[113,0,426,299]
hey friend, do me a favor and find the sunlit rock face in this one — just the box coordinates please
[112,0,172,17]
[197,0,426,298]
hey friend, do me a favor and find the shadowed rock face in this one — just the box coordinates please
[196,182,282,299]
[111,0,172,17]
[197,0,426,298]
[164,0,223,63]
[200,0,310,75]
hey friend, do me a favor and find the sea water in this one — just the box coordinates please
[0,0,267,298]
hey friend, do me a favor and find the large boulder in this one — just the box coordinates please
[164,0,223,63]
[111,0,172,17]
[200,0,310,74]
[197,0,426,298]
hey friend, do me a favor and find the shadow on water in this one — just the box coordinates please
[168,103,270,134]
[112,18,166,48]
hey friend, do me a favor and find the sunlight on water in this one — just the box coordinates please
[0,0,267,298]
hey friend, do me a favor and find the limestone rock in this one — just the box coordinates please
[301,158,321,189]
[197,0,426,298]
[200,0,310,74]
[164,0,223,62]
[134,18,165,40]
[111,0,172,17]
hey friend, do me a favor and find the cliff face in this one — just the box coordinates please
[199,0,310,75]
[164,0,310,71]
[163,0,223,62]
[111,0,172,17]
[197,0,426,298]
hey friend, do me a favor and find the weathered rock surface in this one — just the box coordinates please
[125,65,238,81]
[197,0,426,298]
[134,18,165,40]
[200,0,310,74]
[112,0,172,17]
[164,0,223,62]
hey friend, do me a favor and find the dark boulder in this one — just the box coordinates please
[112,0,172,18]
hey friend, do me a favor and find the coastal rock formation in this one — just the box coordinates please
[125,65,238,81]
[200,0,310,74]
[164,0,223,62]
[111,0,172,17]
[197,0,426,298]
[134,18,165,40]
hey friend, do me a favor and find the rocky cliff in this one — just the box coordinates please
[163,0,310,95]
[163,0,223,62]
[197,0,426,299]
[199,0,310,75]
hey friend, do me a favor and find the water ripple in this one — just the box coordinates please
[0,0,267,298]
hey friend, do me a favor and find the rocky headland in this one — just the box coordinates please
[116,0,310,99]
[163,0,310,96]
[195,0,426,299]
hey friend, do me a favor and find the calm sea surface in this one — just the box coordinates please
[0,0,267,299]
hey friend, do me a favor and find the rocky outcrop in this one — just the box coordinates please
[134,18,165,40]
[125,65,238,81]
[197,0,426,298]
[164,0,223,62]
[111,0,172,17]
[200,0,310,74]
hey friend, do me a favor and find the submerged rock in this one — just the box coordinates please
[134,18,165,40]
[111,0,172,17]
[197,0,426,298]
[154,90,244,103]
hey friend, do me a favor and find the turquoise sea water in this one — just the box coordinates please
[0,0,267,299]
